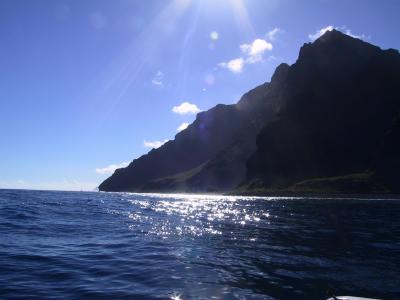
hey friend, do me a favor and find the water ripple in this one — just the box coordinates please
[0,190,399,299]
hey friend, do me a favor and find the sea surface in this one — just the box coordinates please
[0,189,399,300]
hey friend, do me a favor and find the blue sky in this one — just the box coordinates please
[1,0,399,191]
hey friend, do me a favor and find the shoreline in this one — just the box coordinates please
[2,188,400,200]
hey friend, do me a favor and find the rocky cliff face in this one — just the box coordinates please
[100,30,400,194]
[244,30,400,192]
[99,76,287,192]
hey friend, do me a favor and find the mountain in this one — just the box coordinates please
[243,29,400,193]
[99,75,286,192]
[99,29,400,194]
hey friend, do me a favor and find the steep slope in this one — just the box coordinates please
[101,29,400,194]
[244,29,400,192]
[100,103,249,191]
[140,67,291,192]
[99,68,289,192]
[372,115,400,192]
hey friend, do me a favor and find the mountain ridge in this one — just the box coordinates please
[99,29,400,194]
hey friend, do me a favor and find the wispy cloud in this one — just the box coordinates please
[240,38,273,63]
[172,102,201,115]
[151,71,164,86]
[218,58,244,73]
[308,25,367,41]
[267,28,283,41]
[308,25,334,41]
[96,161,129,175]
[177,122,189,132]
[341,27,368,40]
[144,140,168,149]
[219,35,273,73]
[210,31,219,41]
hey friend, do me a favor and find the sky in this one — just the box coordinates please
[0,0,399,191]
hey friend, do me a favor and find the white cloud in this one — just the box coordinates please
[308,25,367,41]
[0,179,98,191]
[144,140,168,149]
[96,161,129,175]
[151,71,164,86]
[240,38,273,57]
[308,25,334,41]
[172,102,201,115]
[267,28,282,41]
[218,57,244,73]
[245,54,263,64]
[219,37,273,73]
[342,28,367,40]
[210,31,219,41]
[177,122,189,132]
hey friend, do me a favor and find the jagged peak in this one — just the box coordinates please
[271,63,290,85]
[297,29,381,64]
[316,28,347,42]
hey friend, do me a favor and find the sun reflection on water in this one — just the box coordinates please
[118,193,279,239]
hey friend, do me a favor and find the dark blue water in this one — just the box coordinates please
[0,189,399,300]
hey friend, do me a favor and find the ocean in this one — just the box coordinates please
[0,189,399,299]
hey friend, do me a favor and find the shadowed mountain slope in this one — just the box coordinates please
[244,29,400,193]
[100,30,400,194]
[99,72,288,192]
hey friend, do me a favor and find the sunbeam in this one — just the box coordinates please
[176,1,201,99]
[231,0,256,39]
[81,0,192,126]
